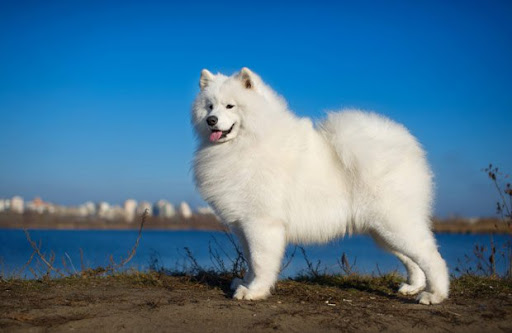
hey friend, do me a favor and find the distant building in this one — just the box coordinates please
[26,197,43,213]
[73,201,96,218]
[107,205,125,220]
[96,201,111,219]
[26,197,56,214]
[82,201,96,216]
[10,196,24,214]
[93,202,127,220]
[179,201,192,219]
[136,201,152,218]
[153,200,175,218]
[197,205,217,216]
[76,205,89,218]
[0,199,6,212]
[123,199,137,222]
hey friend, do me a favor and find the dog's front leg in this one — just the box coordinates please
[233,219,286,300]
[229,225,254,291]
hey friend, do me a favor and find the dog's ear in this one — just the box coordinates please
[237,67,256,89]
[199,69,215,90]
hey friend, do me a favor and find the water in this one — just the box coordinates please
[0,229,509,278]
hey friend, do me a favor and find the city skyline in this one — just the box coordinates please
[0,194,207,221]
[1,1,511,218]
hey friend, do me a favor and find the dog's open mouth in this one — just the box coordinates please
[209,123,235,142]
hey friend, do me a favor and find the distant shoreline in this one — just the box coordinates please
[0,212,228,232]
[431,217,511,234]
[0,212,510,234]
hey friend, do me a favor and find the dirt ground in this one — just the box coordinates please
[1,274,511,333]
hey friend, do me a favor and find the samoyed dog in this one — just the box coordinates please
[191,68,449,305]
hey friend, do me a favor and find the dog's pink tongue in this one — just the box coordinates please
[209,131,223,142]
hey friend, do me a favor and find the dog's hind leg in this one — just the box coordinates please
[371,232,426,295]
[232,219,286,301]
[394,252,427,295]
[371,224,449,304]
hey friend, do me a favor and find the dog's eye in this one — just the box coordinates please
[208,104,213,110]
[226,104,235,109]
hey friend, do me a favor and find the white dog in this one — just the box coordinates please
[191,68,449,305]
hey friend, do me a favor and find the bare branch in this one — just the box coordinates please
[23,229,65,277]
[109,209,148,271]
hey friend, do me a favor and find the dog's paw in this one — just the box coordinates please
[233,285,270,301]
[417,291,446,305]
[398,282,425,296]
[230,278,244,291]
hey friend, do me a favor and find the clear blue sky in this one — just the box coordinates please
[0,1,511,217]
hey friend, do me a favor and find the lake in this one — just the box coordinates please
[0,229,510,278]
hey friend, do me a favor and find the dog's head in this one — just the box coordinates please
[191,67,270,144]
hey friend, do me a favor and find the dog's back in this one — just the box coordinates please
[321,110,434,226]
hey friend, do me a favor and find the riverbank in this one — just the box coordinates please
[0,213,510,234]
[0,212,228,232]
[1,273,511,332]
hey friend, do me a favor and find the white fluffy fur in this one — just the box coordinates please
[191,68,449,304]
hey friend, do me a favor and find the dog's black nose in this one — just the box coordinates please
[206,116,218,126]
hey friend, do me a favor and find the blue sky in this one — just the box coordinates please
[0,1,511,217]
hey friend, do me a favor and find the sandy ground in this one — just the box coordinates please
[1,274,511,333]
